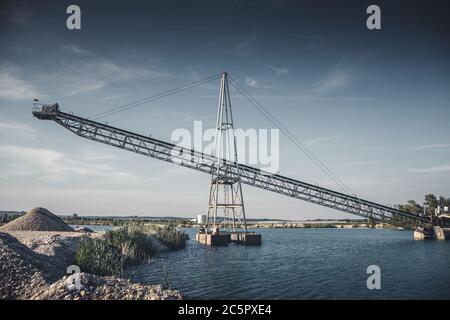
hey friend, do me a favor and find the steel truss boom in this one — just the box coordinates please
[32,104,431,226]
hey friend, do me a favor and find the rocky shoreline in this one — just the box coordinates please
[0,231,182,300]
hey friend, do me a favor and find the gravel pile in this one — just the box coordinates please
[0,232,182,300]
[0,207,73,232]
[31,273,182,300]
[0,232,54,299]
[75,227,94,233]
[9,231,82,276]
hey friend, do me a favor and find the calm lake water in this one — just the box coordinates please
[130,228,450,299]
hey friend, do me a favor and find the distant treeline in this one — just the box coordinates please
[396,194,449,215]
[3,194,447,229]
[0,212,25,225]
[391,193,449,228]
[62,214,193,226]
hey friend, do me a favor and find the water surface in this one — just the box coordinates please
[130,228,450,299]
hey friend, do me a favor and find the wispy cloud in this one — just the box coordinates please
[4,2,32,26]
[60,44,92,57]
[0,117,37,140]
[201,93,372,102]
[334,161,379,167]
[305,136,338,146]
[0,64,42,100]
[411,144,450,151]
[185,66,219,90]
[245,77,274,89]
[226,93,372,102]
[79,148,119,161]
[169,111,196,122]
[234,36,253,57]
[0,144,135,183]
[140,24,326,41]
[317,69,352,94]
[268,65,288,77]
[408,165,450,173]
[54,45,167,96]
[316,177,398,190]
[2,44,168,99]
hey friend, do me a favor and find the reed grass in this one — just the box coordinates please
[75,228,158,276]
[75,236,125,276]
[153,225,189,250]
[103,228,156,264]
[126,223,189,250]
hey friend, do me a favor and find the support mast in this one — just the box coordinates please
[206,73,248,232]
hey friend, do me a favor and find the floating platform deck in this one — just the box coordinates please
[196,231,262,246]
[433,226,450,240]
[413,226,450,240]
[230,232,262,245]
[196,232,230,246]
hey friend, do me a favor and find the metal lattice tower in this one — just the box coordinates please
[206,73,248,232]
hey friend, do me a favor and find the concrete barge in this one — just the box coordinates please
[196,230,262,246]
[414,226,450,240]
[433,226,450,240]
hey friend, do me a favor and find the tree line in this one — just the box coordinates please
[389,194,449,228]
[396,194,449,216]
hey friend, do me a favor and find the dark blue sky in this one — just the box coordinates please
[0,0,449,218]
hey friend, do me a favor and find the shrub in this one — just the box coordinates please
[75,228,158,276]
[75,236,125,276]
[103,228,156,264]
[154,225,189,250]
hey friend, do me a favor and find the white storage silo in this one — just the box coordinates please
[197,214,207,224]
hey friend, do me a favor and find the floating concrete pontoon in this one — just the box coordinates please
[414,226,450,240]
[196,230,262,246]
[230,232,262,245]
[196,232,230,246]
[433,226,450,240]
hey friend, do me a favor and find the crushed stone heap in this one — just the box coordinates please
[0,207,73,232]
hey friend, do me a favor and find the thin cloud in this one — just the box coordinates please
[245,77,274,89]
[235,36,253,57]
[55,48,167,96]
[305,136,338,146]
[185,66,218,90]
[0,144,135,183]
[60,44,92,57]
[317,69,351,94]
[411,144,450,151]
[3,44,169,99]
[140,24,327,40]
[226,93,372,102]
[408,165,450,173]
[0,64,42,100]
[0,117,37,140]
[334,161,379,167]
[4,2,32,26]
[80,149,119,161]
[268,65,288,77]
